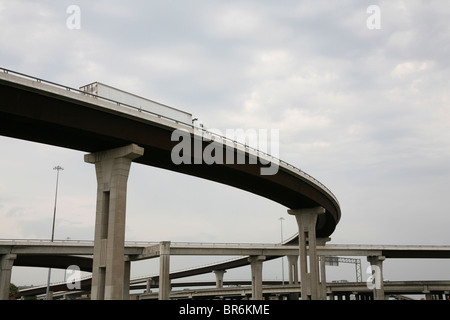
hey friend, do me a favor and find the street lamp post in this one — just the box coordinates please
[45,165,63,300]
[279,217,285,285]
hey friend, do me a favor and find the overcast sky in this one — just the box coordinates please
[1,0,450,289]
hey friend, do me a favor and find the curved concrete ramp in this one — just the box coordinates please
[0,69,340,237]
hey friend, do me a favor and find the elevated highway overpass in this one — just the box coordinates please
[0,67,341,299]
[0,68,340,237]
[18,279,450,301]
[4,238,450,265]
[6,239,450,300]
[149,280,450,300]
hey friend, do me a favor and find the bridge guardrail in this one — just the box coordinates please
[0,238,288,247]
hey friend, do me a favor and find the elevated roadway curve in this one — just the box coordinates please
[0,68,340,237]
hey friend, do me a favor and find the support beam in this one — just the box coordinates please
[320,256,326,300]
[367,255,385,300]
[0,254,16,300]
[85,143,144,300]
[317,237,331,300]
[287,255,299,300]
[287,255,299,285]
[145,278,155,294]
[123,260,131,300]
[248,255,265,300]
[288,207,325,300]
[159,241,171,300]
[213,270,226,289]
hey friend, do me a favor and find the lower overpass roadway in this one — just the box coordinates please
[142,280,450,300]
[4,239,450,262]
[6,239,450,298]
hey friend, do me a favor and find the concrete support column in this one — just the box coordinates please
[213,270,227,288]
[0,254,16,300]
[287,255,299,300]
[85,143,144,300]
[288,207,325,300]
[367,255,385,300]
[123,260,131,300]
[319,256,327,299]
[248,256,266,300]
[145,278,159,294]
[317,237,331,300]
[145,278,153,293]
[159,241,171,300]
[287,255,299,285]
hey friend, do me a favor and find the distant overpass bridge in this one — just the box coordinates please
[4,239,450,299]
[147,280,450,300]
[20,279,450,301]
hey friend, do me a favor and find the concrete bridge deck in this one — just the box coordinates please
[3,239,450,260]
[4,239,450,299]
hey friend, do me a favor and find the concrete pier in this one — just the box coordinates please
[123,260,131,300]
[85,143,144,300]
[367,255,385,300]
[213,270,227,288]
[287,255,299,285]
[0,254,16,300]
[317,237,331,300]
[288,207,325,300]
[287,255,299,300]
[248,255,266,300]
[159,241,171,300]
[320,255,327,299]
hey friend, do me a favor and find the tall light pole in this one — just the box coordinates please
[279,217,285,285]
[45,165,63,300]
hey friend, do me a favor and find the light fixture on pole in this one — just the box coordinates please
[45,165,64,300]
[279,217,285,285]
